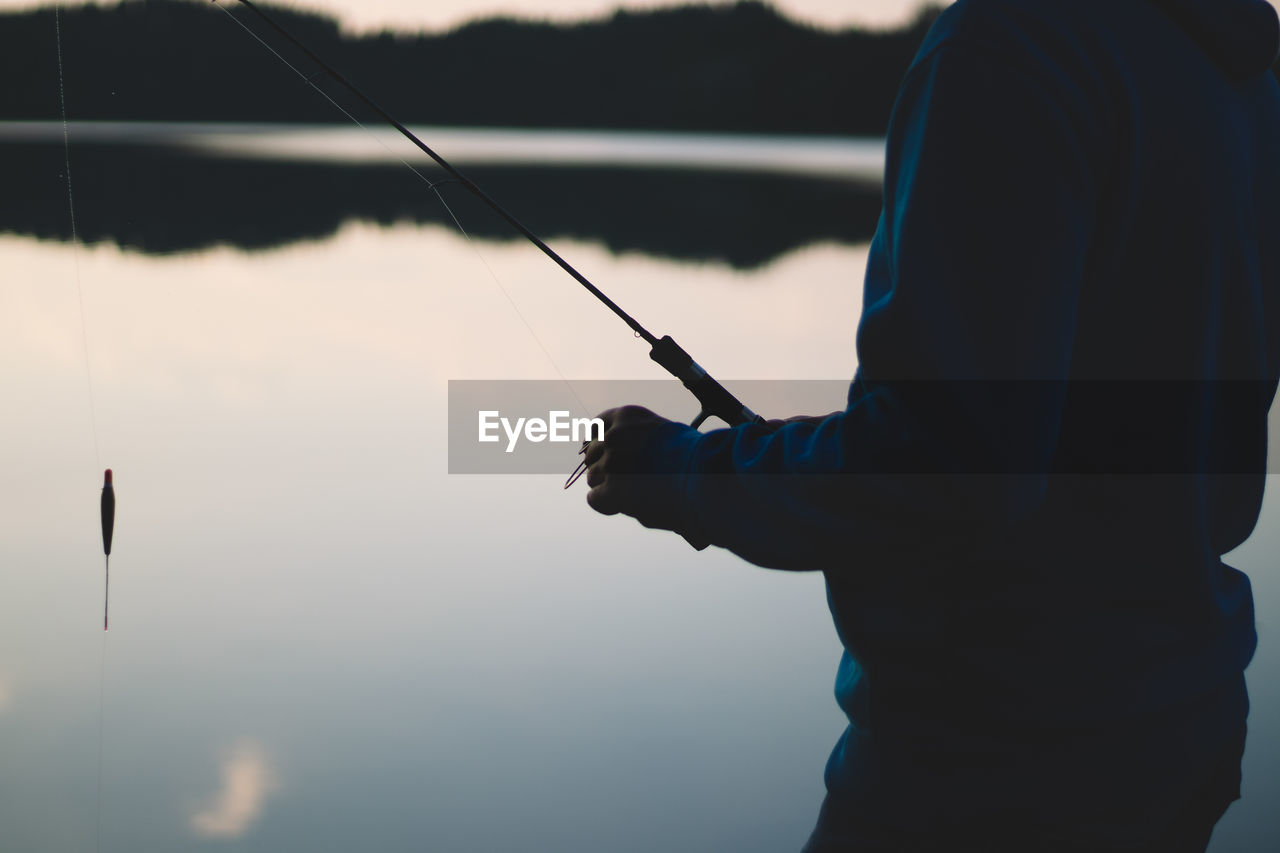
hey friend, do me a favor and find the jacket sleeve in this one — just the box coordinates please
[639,39,1101,572]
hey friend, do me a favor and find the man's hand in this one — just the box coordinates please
[583,405,685,531]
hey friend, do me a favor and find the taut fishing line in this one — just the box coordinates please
[212,1,593,418]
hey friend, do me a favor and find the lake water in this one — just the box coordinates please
[0,125,1275,851]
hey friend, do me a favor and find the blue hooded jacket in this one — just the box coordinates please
[638,0,1280,839]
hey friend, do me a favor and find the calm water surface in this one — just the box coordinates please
[0,128,1275,851]
[0,121,887,180]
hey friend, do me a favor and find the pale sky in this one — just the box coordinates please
[1,0,938,33]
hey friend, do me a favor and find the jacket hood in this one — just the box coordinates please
[1153,0,1280,80]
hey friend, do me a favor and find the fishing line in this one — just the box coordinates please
[213,2,594,418]
[94,630,108,853]
[55,4,101,470]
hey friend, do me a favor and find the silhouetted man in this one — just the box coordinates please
[584,0,1279,850]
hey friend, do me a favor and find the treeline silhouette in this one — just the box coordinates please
[2,0,941,134]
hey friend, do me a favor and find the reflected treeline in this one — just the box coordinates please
[2,143,883,267]
[3,0,940,135]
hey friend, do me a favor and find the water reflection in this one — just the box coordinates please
[190,740,280,839]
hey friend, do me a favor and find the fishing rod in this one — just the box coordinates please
[216,0,765,437]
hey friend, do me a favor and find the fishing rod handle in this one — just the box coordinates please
[648,336,764,429]
[648,335,764,551]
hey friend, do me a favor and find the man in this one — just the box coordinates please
[583,0,1280,850]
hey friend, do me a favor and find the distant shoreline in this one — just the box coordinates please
[1,0,942,134]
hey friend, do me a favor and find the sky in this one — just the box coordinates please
[1,0,940,32]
